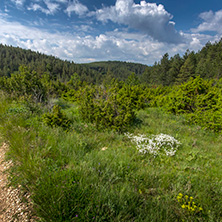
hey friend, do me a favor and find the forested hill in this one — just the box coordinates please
[82,61,147,80]
[1,39,222,85]
[0,44,148,84]
[0,44,102,83]
[142,39,222,86]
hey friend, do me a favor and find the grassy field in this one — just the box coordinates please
[0,93,221,221]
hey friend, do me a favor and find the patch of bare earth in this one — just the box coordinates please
[0,142,36,222]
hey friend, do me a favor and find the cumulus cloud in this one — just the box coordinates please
[0,14,218,65]
[65,0,88,16]
[192,10,222,34]
[27,0,60,15]
[94,0,183,44]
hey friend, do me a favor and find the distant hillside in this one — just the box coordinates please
[0,44,148,84]
[1,39,222,85]
[82,61,148,81]
[0,44,101,83]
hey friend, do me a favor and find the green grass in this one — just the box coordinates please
[0,94,221,221]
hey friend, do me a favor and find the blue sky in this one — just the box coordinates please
[0,0,222,65]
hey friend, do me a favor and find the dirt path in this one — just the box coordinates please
[0,142,35,222]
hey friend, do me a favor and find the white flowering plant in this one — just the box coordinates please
[125,133,181,157]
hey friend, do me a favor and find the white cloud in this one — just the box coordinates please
[73,24,94,33]
[192,10,222,34]
[44,0,60,14]
[27,0,60,15]
[65,0,88,16]
[0,14,218,65]
[10,0,26,7]
[27,4,44,14]
[55,0,67,3]
[4,6,10,13]
[94,0,183,44]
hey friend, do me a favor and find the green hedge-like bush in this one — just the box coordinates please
[42,105,71,130]
[76,82,145,131]
[156,76,222,132]
[0,66,47,103]
[162,76,212,114]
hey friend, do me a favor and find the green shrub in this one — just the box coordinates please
[42,105,71,130]
[162,76,211,114]
[0,66,47,103]
[76,82,145,131]
[144,85,170,108]
[187,108,222,132]
[155,76,222,132]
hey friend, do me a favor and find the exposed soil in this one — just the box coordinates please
[0,142,36,222]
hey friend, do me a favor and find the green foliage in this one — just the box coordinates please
[176,51,197,84]
[163,76,211,114]
[1,96,222,221]
[187,95,222,132]
[42,105,71,130]
[83,61,147,82]
[67,72,82,90]
[143,85,170,108]
[0,44,101,84]
[0,94,222,222]
[0,66,47,102]
[155,76,222,132]
[1,39,222,222]
[2,40,222,87]
[76,81,145,131]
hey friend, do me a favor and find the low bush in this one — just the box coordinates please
[154,76,222,132]
[76,81,145,131]
[42,105,71,130]
[162,76,212,114]
[0,66,47,103]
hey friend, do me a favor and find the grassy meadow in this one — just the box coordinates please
[0,91,221,222]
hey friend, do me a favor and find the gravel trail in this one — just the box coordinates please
[0,142,36,222]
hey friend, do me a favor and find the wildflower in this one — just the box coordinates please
[125,133,181,157]
[177,193,203,215]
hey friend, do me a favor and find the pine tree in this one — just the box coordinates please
[176,51,196,84]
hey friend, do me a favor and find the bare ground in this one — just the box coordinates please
[0,142,36,222]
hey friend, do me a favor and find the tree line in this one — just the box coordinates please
[1,39,222,86]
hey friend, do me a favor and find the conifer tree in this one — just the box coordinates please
[176,51,196,84]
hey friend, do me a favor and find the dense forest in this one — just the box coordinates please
[0,44,101,83]
[1,39,222,85]
[0,44,146,84]
[0,40,222,221]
